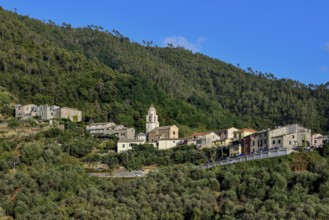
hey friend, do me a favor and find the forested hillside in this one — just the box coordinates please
[1,122,329,219]
[0,7,328,133]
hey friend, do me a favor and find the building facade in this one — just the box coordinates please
[55,107,82,122]
[157,139,183,150]
[15,104,38,119]
[86,122,135,140]
[117,139,145,153]
[267,124,311,150]
[146,105,159,133]
[311,134,325,148]
[15,104,82,122]
[188,132,220,149]
[148,125,179,143]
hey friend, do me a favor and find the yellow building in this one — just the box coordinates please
[229,145,242,156]
[212,139,231,148]
[233,128,257,141]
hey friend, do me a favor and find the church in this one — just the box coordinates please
[145,105,179,142]
[117,105,180,153]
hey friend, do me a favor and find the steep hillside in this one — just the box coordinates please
[0,7,328,133]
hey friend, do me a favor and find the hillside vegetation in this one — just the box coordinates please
[0,7,329,135]
[1,121,329,219]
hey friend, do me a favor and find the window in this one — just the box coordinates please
[173,131,176,135]
[122,144,125,148]
[278,140,281,144]
[252,141,255,146]
[149,116,152,121]
[314,140,317,144]
[273,140,275,144]
[289,141,292,145]
[292,135,295,138]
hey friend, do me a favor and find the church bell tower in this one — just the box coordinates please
[146,105,159,133]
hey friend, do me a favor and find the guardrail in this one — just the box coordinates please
[205,149,294,168]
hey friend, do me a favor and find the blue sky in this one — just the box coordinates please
[0,0,328,85]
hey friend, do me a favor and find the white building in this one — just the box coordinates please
[136,132,147,141]
[86,122,116,135]
[188,132,220,149]
[157,138,183,150]
[117,139,145,153]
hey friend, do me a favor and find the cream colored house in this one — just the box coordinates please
[188,132,220,149]
[267,124,311,150]
[157,138,183,150]
[117,139,145,153]
[216,127,238,140]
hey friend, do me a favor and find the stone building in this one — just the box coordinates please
[15,104,82,122]
[86,122,135,140]
[145,105,179,143]
[15,104,38,119]
[147,125,179,143]
[38,105,60,121]
[55,107,82,122]
[86,122,116,135]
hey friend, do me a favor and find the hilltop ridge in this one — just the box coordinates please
[0,7,328,134]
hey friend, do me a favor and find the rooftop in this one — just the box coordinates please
[149,125,177,132]
[190,132,212,137]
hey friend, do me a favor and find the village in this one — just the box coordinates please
[14,104,329,159]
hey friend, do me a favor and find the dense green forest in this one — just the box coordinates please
[0,7,328,135]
